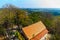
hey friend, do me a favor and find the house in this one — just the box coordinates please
[22,21,49,40]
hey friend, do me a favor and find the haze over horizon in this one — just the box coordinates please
[0,0,60,8]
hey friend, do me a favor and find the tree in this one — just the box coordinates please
[29,12,41,23]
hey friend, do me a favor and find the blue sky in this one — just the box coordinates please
[0,0,60,8]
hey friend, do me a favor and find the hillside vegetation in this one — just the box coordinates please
[0,5,60,40]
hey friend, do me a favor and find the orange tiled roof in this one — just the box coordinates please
[31,29,48,40]
[22,21,48,40]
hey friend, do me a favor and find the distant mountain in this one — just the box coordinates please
[22,8,60,16]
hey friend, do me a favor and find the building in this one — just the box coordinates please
[22,21,48,40]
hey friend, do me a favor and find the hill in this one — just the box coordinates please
[22,8,60,16]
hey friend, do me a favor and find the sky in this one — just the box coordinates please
[0,0,60,8]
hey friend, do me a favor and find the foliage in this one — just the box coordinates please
[0,5,60,40]
[15,31,25,40]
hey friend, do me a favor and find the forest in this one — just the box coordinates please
[0,5,60,40]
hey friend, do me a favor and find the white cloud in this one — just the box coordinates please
[1,0,60,8]
[20,0,60,8]
[37,0,60,8]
